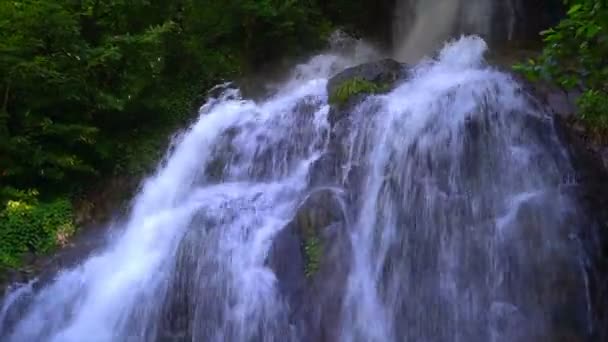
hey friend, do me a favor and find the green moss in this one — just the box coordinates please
[0,194,75,269]
[295,210,324,278]
[329,77,389,106]
[304,236,322,278]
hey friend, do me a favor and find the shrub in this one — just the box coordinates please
[0,194,74,269]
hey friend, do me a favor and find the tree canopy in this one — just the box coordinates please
[0,0,333,195]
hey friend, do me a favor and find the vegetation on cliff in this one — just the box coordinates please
[0,190,73,268]
[515,0,608,130]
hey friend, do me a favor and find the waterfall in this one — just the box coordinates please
[392,0,516,62]
[0,36,594,341]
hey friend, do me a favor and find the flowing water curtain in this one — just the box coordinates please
[338,37,591,341]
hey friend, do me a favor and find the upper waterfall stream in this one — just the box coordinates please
[0,36,595,342]
[392,0,518,62]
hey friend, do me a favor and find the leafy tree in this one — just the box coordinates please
[515,0,608,128]
[0,1,95,189]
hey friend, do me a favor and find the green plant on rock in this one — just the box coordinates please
[329,77,388,106]
[0,194,75,269]
[304,235,322,278]
[296,209,325,278]
[513,0,608,128]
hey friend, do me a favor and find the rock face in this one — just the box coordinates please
[551,116,608,341]
[507,71,581,120]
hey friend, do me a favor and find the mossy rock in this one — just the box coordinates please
[292,190,344,278]
[268,189,344,287]
[266,188,351,341]
[327,59,404,106]
[327,59,406,126]
[329,77,390,106]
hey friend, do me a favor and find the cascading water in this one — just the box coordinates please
[392,0,517,62]
[0,36,596,341]
[339,37,590,341]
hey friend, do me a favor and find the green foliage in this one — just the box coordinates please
[0,0,337,194]
[514,0,608,126]
[329,78,388,106]
[578,89,608,127]
[0,194,74,269]
[304,236,322,278]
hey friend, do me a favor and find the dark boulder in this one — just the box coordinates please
[267,188,351,342]
[508,71,581,119]
[327,59,404,98]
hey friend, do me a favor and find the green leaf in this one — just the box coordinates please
[568,4,583,15]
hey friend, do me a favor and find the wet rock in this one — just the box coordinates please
[327,59,403,97]
[204,127,240,183]
[552,116,608,341]
[503,70,580,119]
[327,59,405,124]
[294,190,345,237]
[269,189,345,291]
[267,188,350,341]
[527,81,580,119]
[268,216,306,307]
